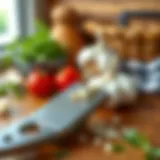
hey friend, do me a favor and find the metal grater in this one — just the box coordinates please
[0,83,104,155]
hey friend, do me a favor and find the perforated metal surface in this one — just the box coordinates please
[0,83,104,154]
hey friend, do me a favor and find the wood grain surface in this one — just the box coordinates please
[0,94,159,159]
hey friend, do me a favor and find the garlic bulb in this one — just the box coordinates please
[75,37,138,106]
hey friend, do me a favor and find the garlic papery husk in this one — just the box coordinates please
[76,31,138,106]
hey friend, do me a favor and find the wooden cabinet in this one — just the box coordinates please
[36,0,160,25]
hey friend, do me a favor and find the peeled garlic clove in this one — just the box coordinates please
[104,143,113,152]
[5,69,23,84]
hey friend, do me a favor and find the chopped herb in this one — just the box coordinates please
[0,82,26,98]
[123,129,151,151]
[0,86,8,96]
[7,22,67,65]
[146,151,157,160]
[0,55,13,70]
[123,129,160,160]
[7,82,26,98]
[146,148,160,160]
[152,148,160,157]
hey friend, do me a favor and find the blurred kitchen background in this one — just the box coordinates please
[0,0,160,44]
[0,1,160,160]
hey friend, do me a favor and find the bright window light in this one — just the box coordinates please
[0,0,19,45]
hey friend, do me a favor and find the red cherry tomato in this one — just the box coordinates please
[55,66,80,91]
[26,71,54,97]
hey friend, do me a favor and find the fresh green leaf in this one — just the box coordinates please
[0,85,7,96]
[146,148,160,160]
[7,22,67,65]
[0,82,26,98]
[123,129,160,160]
[123,129,151,151]
[153,148,160,157]
[7,82,26,98]
[0,55,13,70]
[146,152,157,160]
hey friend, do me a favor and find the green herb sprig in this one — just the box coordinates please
[123,129,160,160]
[0,82,26,98]
[7,22,67,65]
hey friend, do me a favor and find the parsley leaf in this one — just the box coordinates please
[146,148,160,160]
[123,129,151,151]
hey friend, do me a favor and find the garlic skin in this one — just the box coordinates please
[0,69,23,85]
[75,42,138,106]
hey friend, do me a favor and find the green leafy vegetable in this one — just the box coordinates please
[0,85,7,96]
[7,22,67,65]
[123,129,151,151]
[146,148,160,160]
[152,148,160,157]
[7,82,26,98]
[0,82,26,98]
[0,55,14,70]
[123,129,160,160]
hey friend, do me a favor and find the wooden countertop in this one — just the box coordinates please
[0,94,160,160]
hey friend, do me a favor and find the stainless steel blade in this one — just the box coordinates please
[0,83,104,155]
